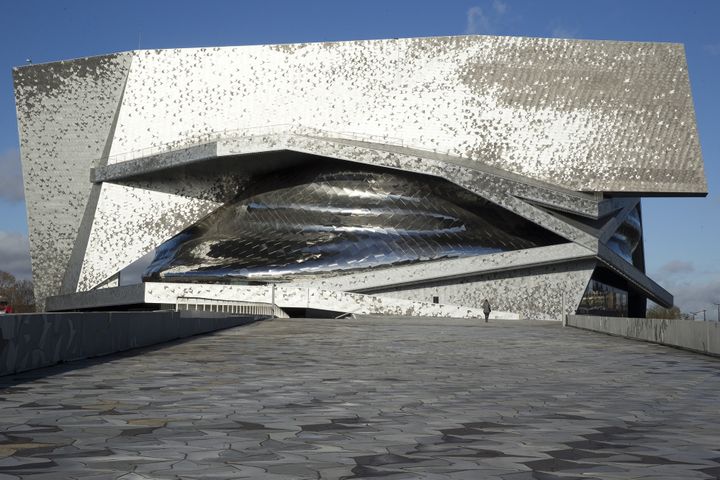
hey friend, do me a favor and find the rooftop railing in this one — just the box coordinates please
[175,296,288,318]
[100,123,594,202]
[103,124,407,165]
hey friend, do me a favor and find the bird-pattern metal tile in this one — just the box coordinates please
[144,164,566,281]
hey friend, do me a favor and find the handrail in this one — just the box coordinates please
[100,124,595,202]
[335,306,364,319]
[103,123,432,166]
[175,296,288,318]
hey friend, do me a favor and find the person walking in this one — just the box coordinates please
[0,296,13,314]
[482,299,491,322]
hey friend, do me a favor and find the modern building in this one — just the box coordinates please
[13,35,706,319]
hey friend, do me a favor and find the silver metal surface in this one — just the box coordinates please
[144,163,566,282]
[13,34,704,315]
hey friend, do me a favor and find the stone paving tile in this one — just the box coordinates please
[0,317,719,479]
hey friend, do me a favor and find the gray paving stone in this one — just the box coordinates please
[0,318,719,479]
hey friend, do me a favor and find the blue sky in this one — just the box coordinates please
[0,0,718,316]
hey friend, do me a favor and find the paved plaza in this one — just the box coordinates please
[0,317,719,479]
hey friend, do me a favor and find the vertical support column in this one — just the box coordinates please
[271,283,276,317]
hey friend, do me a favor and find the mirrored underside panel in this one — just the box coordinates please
[143,163,567,282]
[606,205,642,264]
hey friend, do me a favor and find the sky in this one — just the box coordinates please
[0,0,718,316]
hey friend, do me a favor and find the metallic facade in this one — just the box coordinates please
[144,163,565,282]
[13,35,707,319]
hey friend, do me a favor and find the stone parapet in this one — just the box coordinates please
[0,311,260,376]
[567,314,720,357]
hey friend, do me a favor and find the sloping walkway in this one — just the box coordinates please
[0,317,719,479]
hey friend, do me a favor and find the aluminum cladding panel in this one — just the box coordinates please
[107,35,705,194]
[13,53,133,308]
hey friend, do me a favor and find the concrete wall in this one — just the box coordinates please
[568,315,720,357]
[373,261,595,321]
[0,311,259,377]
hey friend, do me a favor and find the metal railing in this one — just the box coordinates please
[175,296,288,318]
[102,123,428,166]
[100,123,592,203]
[335,307,364,319]
[105,123,293,164]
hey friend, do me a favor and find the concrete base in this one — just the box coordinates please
[567,314,720,357]
[45,282,520,320]
[0,310,261,377]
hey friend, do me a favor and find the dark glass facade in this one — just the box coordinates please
[606,206,642,264]
[144,163,566,282]
[577,278,629,317]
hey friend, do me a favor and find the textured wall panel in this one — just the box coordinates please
[72,166,250,292]
[96,135,603,218]
[142,283,518,319]
[76,183,222,292]
[97,133,604,218]
[13,53,133,308]
[294,243,594,293]
[15,35,705,312]
[372,260,596,321]
[108,36,705,193]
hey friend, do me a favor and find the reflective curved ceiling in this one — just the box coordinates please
[144,164,567,282]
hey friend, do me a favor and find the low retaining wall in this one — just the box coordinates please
[567,315,720,357]
[0,310,261,376]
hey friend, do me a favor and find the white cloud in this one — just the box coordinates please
[466,6,492,34]
[652,260,720,318]
[647,255,720,318]
[492,0,507,15]
[550,25,579,39]
[671,279,720,320]
[705,44,720,56]
[0,231,31,280]
[0,149,25,202]
[465,2,508,35]
[658,259,695,275]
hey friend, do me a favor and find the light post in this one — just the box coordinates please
[271,283,276,315]
[713,303,720,322]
